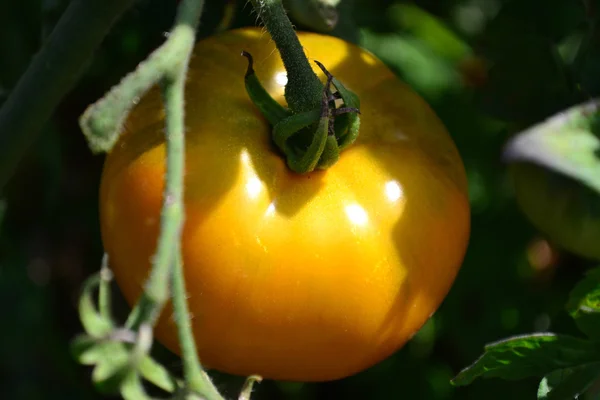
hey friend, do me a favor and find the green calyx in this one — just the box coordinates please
[242,51,361,174]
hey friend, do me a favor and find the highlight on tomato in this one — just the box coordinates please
[99,27,471,382]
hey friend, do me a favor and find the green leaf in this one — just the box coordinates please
[567,268,600,339]
[138,354,177,393]
[538,363,600,400]
[452,333,600,386]
[387,3,471,64]
[94,363,132,395]
[503,99,600,196]
[71,335,107,365]
[120,373,152,400]
[71,336,135,395]
[359,30,460,101]
[78,273,113,337]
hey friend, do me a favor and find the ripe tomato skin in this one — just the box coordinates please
[100,28,470,382]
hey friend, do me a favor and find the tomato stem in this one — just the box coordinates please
[249,0,323,112]
[245,1,361,173]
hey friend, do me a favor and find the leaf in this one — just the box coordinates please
[452,333,600,386]
[567,268,600,339]
[387,3,471,64]
[538,363,600,400]
[71,336,135,395]
[91,345,132,394]
[503,99,600,196]
[70,335,121,365]
[359,30,460,101]
[78,273,113,337]
[120,372,153,400]
[138,354,177,393]
[94,361,133,395]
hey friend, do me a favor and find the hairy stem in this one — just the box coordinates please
[171,247,223,399]
[98,254,113,322]
[250,0,323,112]
[98,0,221,396]
[123,0,202,330]
[0,0,135,191]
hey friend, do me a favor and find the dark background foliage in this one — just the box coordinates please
[0,0,597,398]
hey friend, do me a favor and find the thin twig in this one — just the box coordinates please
[172,246,223,399]
[81,0,222,396]
[113,0,206,331]
[98,253,113,321]
[0,0,135,191]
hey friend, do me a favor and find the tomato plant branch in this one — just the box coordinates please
[245,0,361,173]
[159,33,222,396]
[98,254,113,321]
[249,0,323,112]
[0,0,135,191]
[79,0,227,398]
[80,6,199,153]
[171,249,224,400]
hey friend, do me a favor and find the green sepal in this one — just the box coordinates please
[79,273,114,338]
[314,59,361,150]
[242,51,292,125]
[242,52,361,173]
[286,91,331,173]
[273,109,321,154]
[336,111,361,151]
[317,135,340,169]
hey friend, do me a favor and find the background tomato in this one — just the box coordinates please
[100,27,471,382]
[510,163,600,261]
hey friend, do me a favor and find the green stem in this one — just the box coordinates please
[171,248,223,400]
[80,1,206,153]
[107,1,222,398]
[118,0,203,331]
[0,0,135,191]
[250,0,323,112]
[98,254,113,322]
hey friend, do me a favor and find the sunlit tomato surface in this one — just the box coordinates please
[100,27,471,382]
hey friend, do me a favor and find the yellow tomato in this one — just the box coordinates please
[99,27,470,382]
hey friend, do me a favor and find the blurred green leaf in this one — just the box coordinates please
[387,3,471,64]
[78,273,114,337]
[503,99,600,194]
[537,363,600,400]
[120,373,152,400]
[567,268,600,339]
[359,30,460,101]
[138,353,177,393]
[452,333,600,386]
[90,343,132,394]
[71,335,103,365]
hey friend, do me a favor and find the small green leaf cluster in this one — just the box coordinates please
[453,267,600,400]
